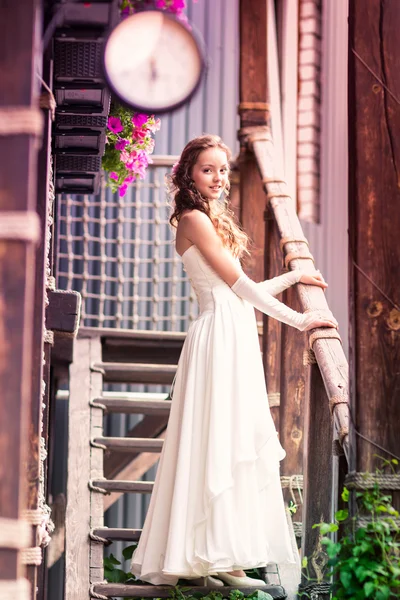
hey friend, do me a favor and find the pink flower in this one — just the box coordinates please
[132,127,147,141]
[115,138,129,150]
[147,117,161,133]
[171,0,185,10]
[124,175,135,183]
[155,0,167,7]
[120,149,131,163]
[109,171,119,181]
[119,183,128,197]
[132,113,148,128]
[107,116,124,133]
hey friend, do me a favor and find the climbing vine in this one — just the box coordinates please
[301,461,400,600]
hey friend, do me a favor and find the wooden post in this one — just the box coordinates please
[238,0,269,284]
[0,1,42,598]
[300,361,333,600]
[348,0,400,503]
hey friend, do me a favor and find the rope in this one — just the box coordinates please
[89,530,112,545]
[292,521,303,538]
[43,329,54,345]
[338,426,349,446]
[345,472,400,491]
[0,517,31,549]
[89,399,106,411]
[88,480,110,495]
[309,328,342,349]
[0,106,43,137]
[0,211,41,243]
[284,250,315,269]
[303,348,317,365]
[90,439,107,451]
[91,364,106,375]
[90,584,109,600]
[238,101,270,112]
[279,236,309,251]
[22,509,44,526]
[0,579,30,600]
[357,516,400,530]
[21,546,42,565]
[329,394,349,416]
[299,582,331,599]
[281,474,304,505]
[268,392,280,407]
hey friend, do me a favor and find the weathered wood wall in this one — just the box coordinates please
[0,0,42,598]
[348,0,400,496]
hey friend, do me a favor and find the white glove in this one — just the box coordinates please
[231,271,319,331]
[257,269,302,297]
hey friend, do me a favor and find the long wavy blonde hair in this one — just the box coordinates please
[168,134,250,258]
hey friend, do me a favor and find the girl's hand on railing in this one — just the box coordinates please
[302,309,339,331]
[299,270,328,290]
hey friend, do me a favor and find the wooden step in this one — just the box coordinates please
[93,437,164,452]
[92,480,154,493]
[92,528,141,542]
[92,362,176,384]
[92,394,171,415]
[91,583,287,599]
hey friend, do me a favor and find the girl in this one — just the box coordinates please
[131,135,338,588]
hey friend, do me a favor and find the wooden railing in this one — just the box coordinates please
[239,126,350,598]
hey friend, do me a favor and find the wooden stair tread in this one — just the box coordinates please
[94,437,163,452]
[93,395,171,414]
[93,480,154,493]
[91,583,287,599]
[92,362,176,384]
[92,527,141,541]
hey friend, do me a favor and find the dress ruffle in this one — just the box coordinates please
[131,293,297,585]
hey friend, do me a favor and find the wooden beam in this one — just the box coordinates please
[239,0,269,285]
[0,0,42,592]
[46,290,81,334]
[348,0,400,503]
[300,361,333,599]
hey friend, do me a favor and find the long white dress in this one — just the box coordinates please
[131,244,299,585]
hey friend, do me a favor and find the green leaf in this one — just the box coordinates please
[363,581,375,597]
[122,544,138,561]
[335,509,349,522]
[341,487,350,502]
[302,556,308,568]
[339,570,352,588]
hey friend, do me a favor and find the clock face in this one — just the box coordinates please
[103,10,204,113]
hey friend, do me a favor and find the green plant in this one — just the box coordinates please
[301,461,400,600]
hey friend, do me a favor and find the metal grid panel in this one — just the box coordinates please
[57,161,198,330]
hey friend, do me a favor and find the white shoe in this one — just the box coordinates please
[186,575,224,587]
[216,572,267,587]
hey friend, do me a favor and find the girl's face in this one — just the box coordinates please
[191,147,229,200]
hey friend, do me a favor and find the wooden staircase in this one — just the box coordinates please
[65,327,287,600]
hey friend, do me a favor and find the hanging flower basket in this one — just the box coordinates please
[101,0,192,196]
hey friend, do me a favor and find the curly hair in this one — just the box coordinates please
[168,134,250,258]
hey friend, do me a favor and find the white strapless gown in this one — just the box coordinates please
[131,245,298,585]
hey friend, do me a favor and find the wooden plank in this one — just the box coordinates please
[93,396,171,415]
[104,434,165,511]
[46,290,81,334]
[65,338,91,600]
[263,210,283,430]
[300,361,333,596]
[93,480,154,493]
[279,284,307,524]
[348,0,400,503]
[104,415,167,479]
[78,326,186,342]
[94,362,176,385]
[0,0,42,585]
[239,0,269,298]
[89,337,104,584]
[94,437,163,452]
[92,583,287,599]
[92,528,141,542]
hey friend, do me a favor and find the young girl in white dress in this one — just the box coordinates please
[131,134,338,588]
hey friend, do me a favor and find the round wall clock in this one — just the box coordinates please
[103,10,205,114]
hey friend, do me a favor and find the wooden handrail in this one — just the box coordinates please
[239,125,350,461]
